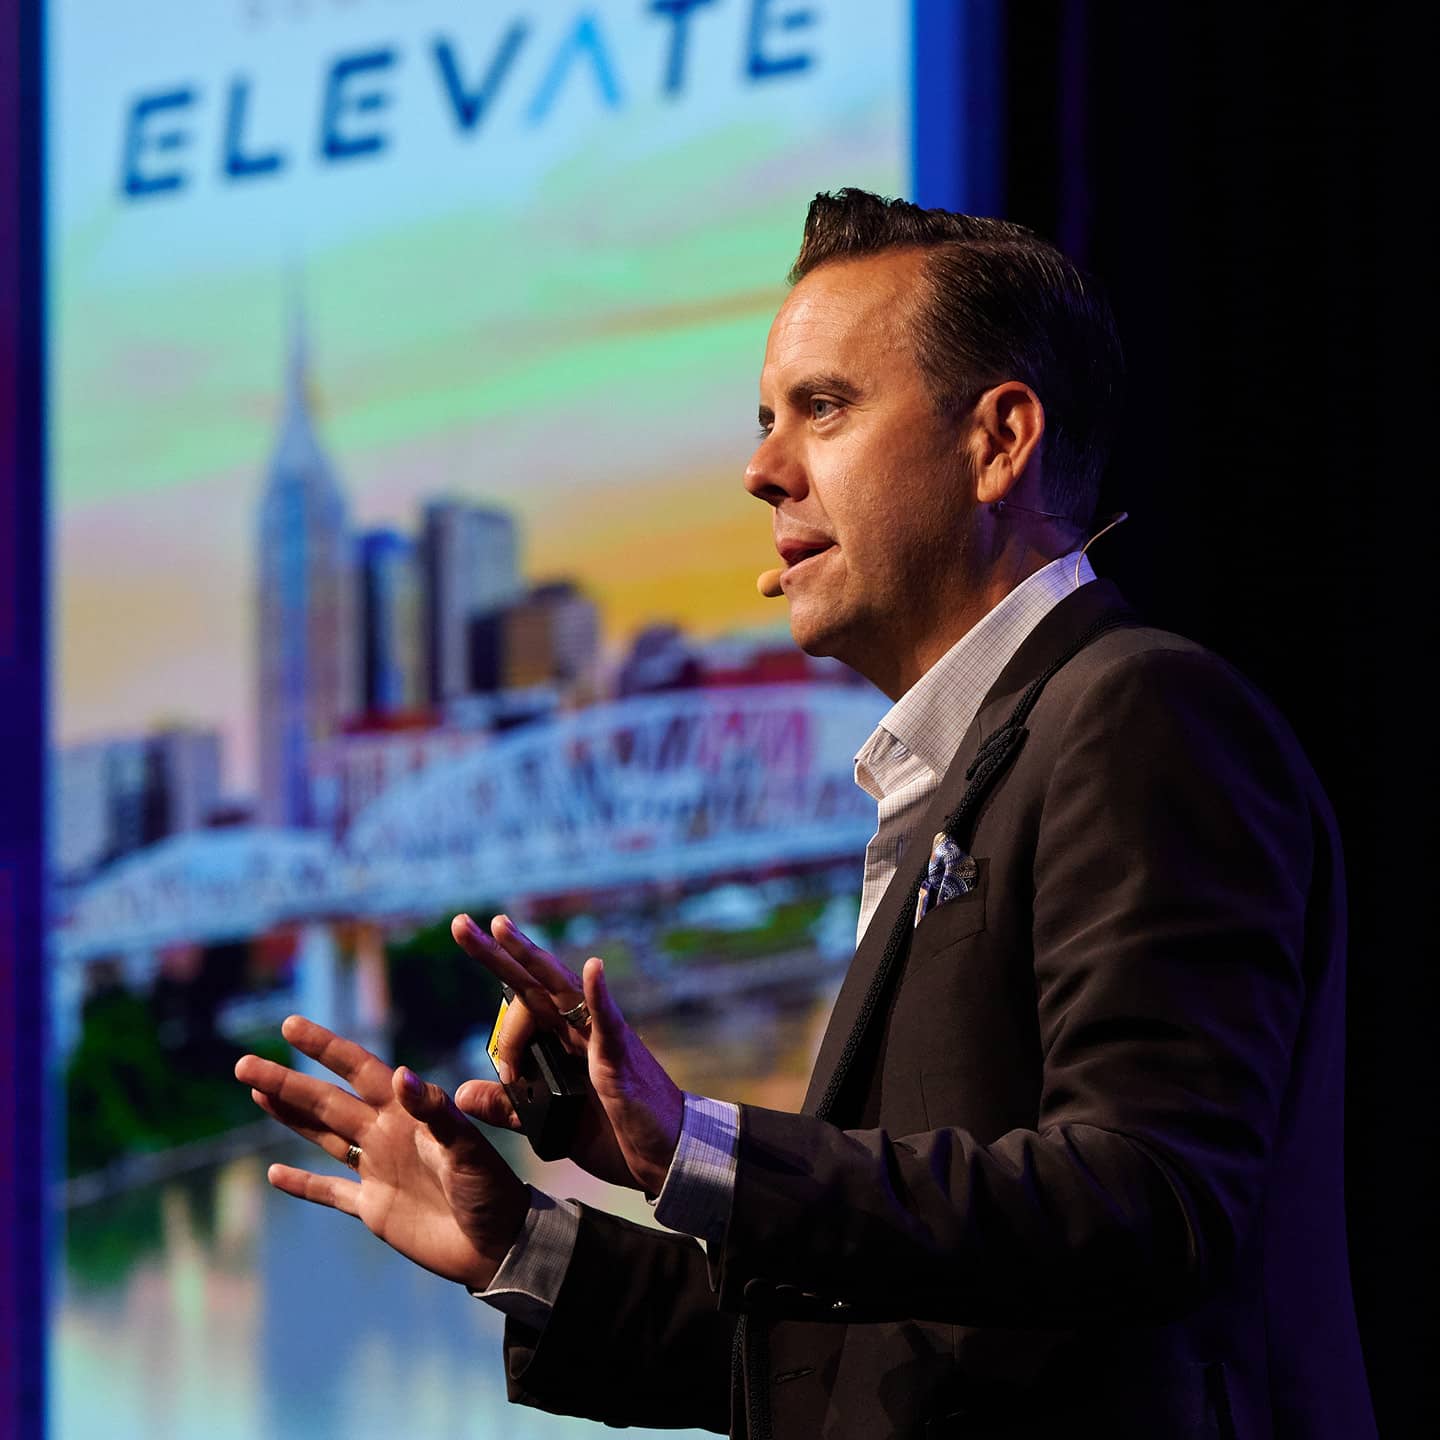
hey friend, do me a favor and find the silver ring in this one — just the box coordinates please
[559,999,591,1031]
[345,1143,363,1171]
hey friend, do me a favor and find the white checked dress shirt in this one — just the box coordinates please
[478,551,1096,1327]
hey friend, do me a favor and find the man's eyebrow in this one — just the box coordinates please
[757,373,865,425]
[788,373,864,406]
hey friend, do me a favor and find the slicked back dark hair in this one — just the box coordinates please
[790,189,1124,526]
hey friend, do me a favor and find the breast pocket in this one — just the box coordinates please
[910,858,988,962]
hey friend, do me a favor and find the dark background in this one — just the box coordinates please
[1000,4,1432,1431]
[3,1,1432,1433]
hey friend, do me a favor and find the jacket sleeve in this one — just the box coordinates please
[712,646,1318,1329]
[503,1202,737,1432]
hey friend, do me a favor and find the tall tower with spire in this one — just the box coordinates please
[256,301,356,827]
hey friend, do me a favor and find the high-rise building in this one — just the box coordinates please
[501,593,555,690]
[503,581,601,692]
[617,623,701,696]
[256,308,356,827]
[359,530,425,713]
[53,738,144,876]
[422,501,521,703]
[53,727,222,877]
[466,610,506,694]
[463,580,601,697]
[148,726,223,834]
[537,581,601,694]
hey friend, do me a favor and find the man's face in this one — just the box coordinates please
[745,250,981,693]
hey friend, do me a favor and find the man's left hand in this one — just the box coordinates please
[235,1016,530,1291]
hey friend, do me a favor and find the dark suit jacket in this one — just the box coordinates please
[502,581,1376,1439]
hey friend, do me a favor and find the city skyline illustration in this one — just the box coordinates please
[54,295,875,885]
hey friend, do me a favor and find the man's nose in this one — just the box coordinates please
[743,433,807,506]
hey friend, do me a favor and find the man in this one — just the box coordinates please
[237,190,1375,1438]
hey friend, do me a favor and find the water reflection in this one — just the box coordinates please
[55,991,838,1439]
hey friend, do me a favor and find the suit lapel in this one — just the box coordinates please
[800,580,1133,1118]
[800,714,983,1115]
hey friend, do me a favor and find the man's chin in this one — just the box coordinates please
[787,623,828,660]
[787,596,899,691]
[786,602,851,664]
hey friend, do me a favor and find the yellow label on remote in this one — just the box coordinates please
[488,996,511,1065]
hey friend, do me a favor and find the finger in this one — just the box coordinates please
[249,1088,354,1167]
[490,914,584,997]
[582,956,628,1064]
[278,1014,394,1106]
[235,1054,372,1139]
[491,915,591,1058]
[267,1162,362,1218]
[494,987,588,1070]
[495,995,540,1073]
[455,1078,523,1131]
[393,1066,479,1150]
[450,914,567,1032]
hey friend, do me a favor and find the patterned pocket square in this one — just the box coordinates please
[914,831,980,928]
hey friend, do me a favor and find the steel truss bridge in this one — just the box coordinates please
[57,686,883,965]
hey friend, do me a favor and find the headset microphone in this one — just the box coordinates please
[990,499,1130,585]
[989,498,1075,523]
[1074,510,1129,585]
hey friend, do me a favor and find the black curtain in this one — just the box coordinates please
[999,4,1433,1429]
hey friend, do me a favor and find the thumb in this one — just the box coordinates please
[455,1078,522,1131]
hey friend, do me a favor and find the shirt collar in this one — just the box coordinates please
[854,550,1096,795]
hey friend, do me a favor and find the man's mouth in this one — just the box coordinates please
[777,539,836,570]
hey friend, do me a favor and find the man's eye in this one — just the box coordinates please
[811,397,841,421]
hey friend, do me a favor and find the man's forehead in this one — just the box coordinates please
[762,252,922,381]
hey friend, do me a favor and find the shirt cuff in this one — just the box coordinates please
[469,1184,581,1332]
[653,1092,739,1248]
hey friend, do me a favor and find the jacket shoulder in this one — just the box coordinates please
[1027,621,1335,837]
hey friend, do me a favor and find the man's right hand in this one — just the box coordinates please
[235,1016,530,1292]
[449,914,684,1197]
[449,914,634,1186]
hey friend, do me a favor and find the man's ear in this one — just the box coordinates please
[967,381,1046,507]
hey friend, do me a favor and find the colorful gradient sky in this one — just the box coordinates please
[50,0,909,792]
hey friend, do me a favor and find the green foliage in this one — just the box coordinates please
[63,1176,167,1289]
[63,987,289,1178]
[660,898,826,965]
[588,936,635,977]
